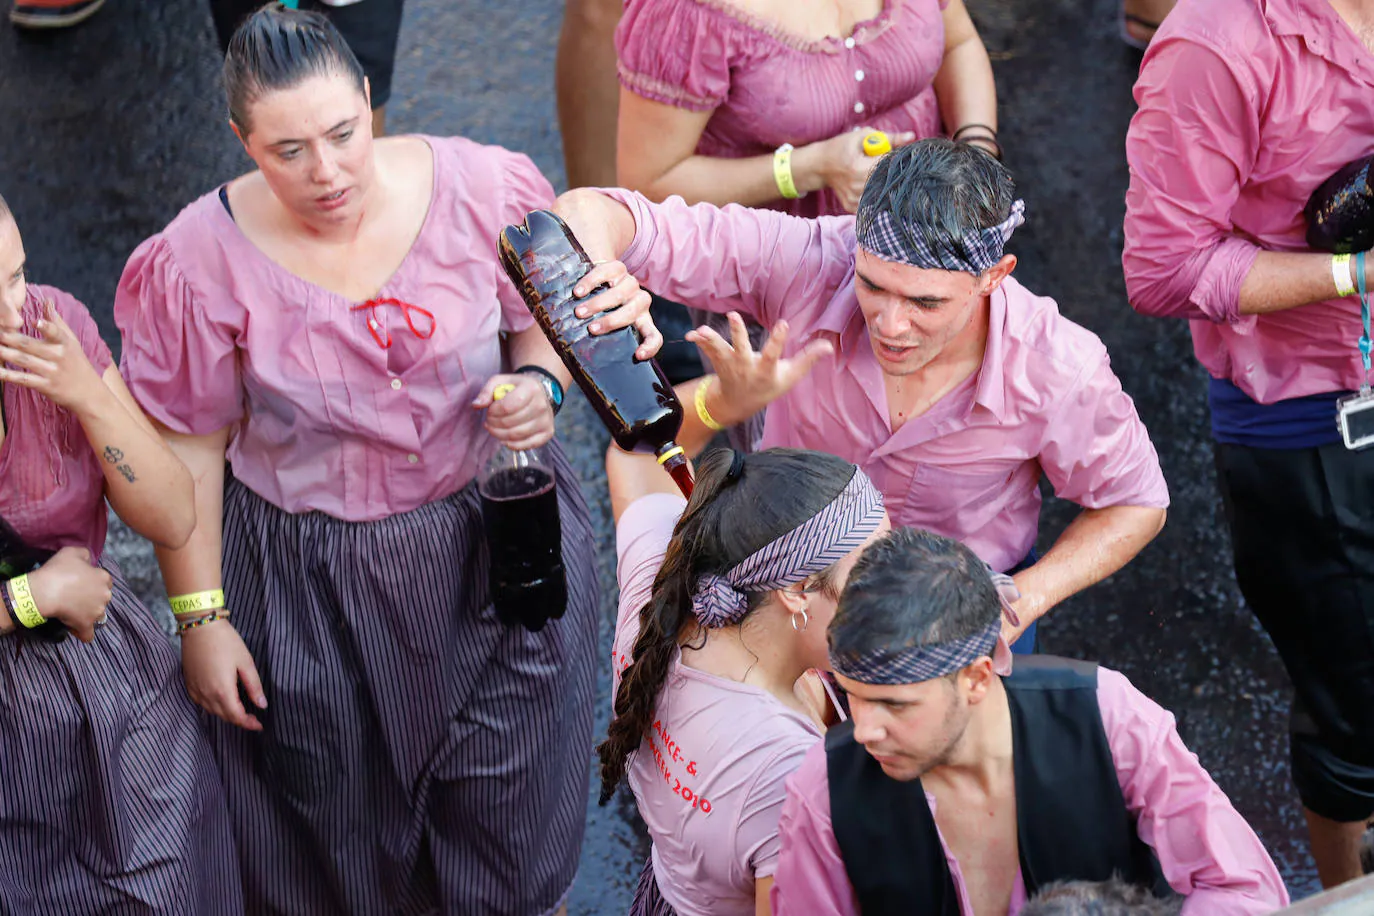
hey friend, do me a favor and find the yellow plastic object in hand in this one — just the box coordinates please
[493,383,517,401]
[862,131,892,157]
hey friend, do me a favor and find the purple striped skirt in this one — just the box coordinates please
[213,439,599,915]
[0,561,241,914]
[629,856,681,916]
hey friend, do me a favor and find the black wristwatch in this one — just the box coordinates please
[516,365,565,416]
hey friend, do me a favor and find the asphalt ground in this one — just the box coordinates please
[0,0,1322,909]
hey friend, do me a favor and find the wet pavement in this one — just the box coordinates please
[0,0,1320,909]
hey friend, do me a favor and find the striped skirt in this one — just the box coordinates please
[214,439,600,915]
[0,561,241,914]
[629,856,680,916]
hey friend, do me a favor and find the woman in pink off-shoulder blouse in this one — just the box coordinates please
[615,0,999,218]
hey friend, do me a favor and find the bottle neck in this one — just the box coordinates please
[656,442,694,498]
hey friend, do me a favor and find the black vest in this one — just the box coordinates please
[825,656,1169,915]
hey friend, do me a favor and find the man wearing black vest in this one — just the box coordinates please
[770,528,1288,915]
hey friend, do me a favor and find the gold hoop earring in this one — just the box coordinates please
[791,608,810,632]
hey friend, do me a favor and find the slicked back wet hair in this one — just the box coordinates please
[224,3,366,133]
[855,138,1016,272]
[829,527,1000,663]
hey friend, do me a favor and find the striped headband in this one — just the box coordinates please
[856,199,1026,274]
[829,619,1001,685]
[690,468,885,629]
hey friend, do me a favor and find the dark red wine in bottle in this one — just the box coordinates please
[1306,155,1374,253]
[478,448,568,634]
[0,515,69,643]
[498,209,694,497]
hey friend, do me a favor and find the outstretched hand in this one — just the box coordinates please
[686,313,834,427]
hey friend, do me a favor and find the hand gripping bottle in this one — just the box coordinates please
[498,209,694,497]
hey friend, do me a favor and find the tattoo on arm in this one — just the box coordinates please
[102,446,124,465]
[115,464,136,483]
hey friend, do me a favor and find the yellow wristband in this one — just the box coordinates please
[695,378,725,432]
[656,445,686,465]
[8,576,45,629]
[773,144,801,200]
[1333,253,1357,298]
[169,589,226,617]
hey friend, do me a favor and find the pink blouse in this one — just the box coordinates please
[0,286,113,559]
[616,0,951,218]
[115,136,551,521]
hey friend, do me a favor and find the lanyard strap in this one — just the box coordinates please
[1360,251,1372,387]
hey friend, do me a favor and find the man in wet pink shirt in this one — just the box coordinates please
[770,527,1289,916]
[555,138,1168,649]
[1124,0,1374,887]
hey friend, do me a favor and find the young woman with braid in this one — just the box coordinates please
[0,195,241,912]
[602,316,889,915]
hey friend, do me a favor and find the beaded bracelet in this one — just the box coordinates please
[176,610,230,636]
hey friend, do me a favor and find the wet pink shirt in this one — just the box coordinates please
[770,667,1290,915]
[1124,0,1374,403]
[616,0,950,218]
[614,494,822,916]
[0,286,113,559]
[606,190,1169,572]
[114,136,548,521]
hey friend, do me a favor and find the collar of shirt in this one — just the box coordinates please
[812,265,1013,429]
[1261,0,1374,85]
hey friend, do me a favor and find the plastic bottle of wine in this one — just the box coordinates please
[478,440,568,633]
[498,209,694,497]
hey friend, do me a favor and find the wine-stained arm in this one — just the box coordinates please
[607,316,833,523]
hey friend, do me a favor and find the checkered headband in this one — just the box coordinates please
[829,619,1001,685]
[856,199,1026,274]
[690,469,885,629]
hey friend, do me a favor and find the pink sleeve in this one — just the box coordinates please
[613,494,686,677]
[770,745,861,916]
[736,737,817,880]
[1123,38,1262,325]
[41,286,112,377]
[602,188,857,330]
[113,235,244,435]
[496,151,555,335]
[1038,356,1170,510]
[615,0,731,112]
[1098,668,1290,914]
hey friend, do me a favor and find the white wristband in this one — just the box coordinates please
[1334,252,1357,298]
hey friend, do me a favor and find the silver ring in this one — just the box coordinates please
[95,612,108,626]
